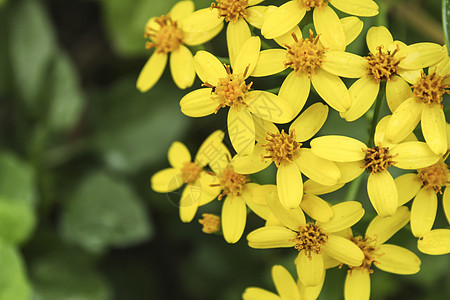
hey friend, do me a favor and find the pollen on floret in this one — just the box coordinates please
[362,145,396,174]
[211,0,249,22]
[365,45,403,83]
[199,214,221,233]
[299,0,329,10]
[291,223,328,258]
[181,162,203,184]
[412,71,450,108]
[213,165,249,199]
[347,236,380,274]
[144,15,183,53]
[284,30,326,78]
[262,129,301,167]
[417,160,449,194]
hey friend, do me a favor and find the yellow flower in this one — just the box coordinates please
[247,193,365,287]
[344,207,421,300]
[418,229,450,255]
[310,135,440,217]
[198,213,221,233]
[136,1,222,92]
[150,130,224,222]
[243,264,324,300]
[182,0,267,66]
[261,0,378,50]
[231,103,340,209]
[180,36,293,155]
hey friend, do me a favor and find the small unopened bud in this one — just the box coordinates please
[199,214,221,234]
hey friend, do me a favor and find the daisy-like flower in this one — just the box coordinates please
[247,193,365,287]
[344,207,421,300]
[232,103,341,209]
[180,36,293,155]
[150,130,224,222]
[394,159,450,237]
[342,26,447,122]
[418,229,450,255]
[261,0,378,51]
[243,264,324,300]
[310,134,441,217]
[136,1,223,92]
[181,0,267,66]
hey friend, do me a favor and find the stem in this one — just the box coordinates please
[367,81,386,148]
[344,174,364,202]
[443,0,450,55]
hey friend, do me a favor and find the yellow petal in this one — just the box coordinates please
[318,201,364,233]
[251,184,276,205]
[228,108,255,155]
[179,183,201,222]
[247,226,297,249]
[375,244,421,274]
[296,251,324,287]
[310,135,366,162]
[203,143,230,174]
[411,188,437,238]
[180,88,216,117]
[335,161,365,184]
[385,75,412,112]
[310,69,352,112]
[254,117,279,143]
[313,7,345,51]
[330,0,379,17]
[322,51,367,78]
[304,179,345,195]
[252,49,287,77]
[231,144,272,174]
[247,91,294,123]
[169,0,194,22]
[290,103,328,142]
[272,265,301,300]
[322,234,364,266]
[242,287,281,300]
[421,104,447,155]
[417,229,450,255]
[444,189,450,224]
[322,252,341,269]
[193,51,226,85]
[168,141,191,169]
[181,8,223,32]
[277,163,303,209]
[341,16,363,46]
[197,173,221,206]
[170,45,195,89]
[195,130,226,167]
[344,268,370,300]
[344,76,380,122]
[278,72,310,118]
[234,36,261,77]
[274,25,302,48]
[227,19,251,69]
[385,97,422,143]
[261,1,306,39]
[434,55,450,77]
[373,115,393,147]
[151,168,183,193]
[391,141,440,169]
[136,52,167,92]
[295,148,340,186]
[367,171,398,217]
[398,43,447,69]
[183,22,224,46]
[366,26,393,54]
[222,196,247,243]
[365,206,410,245]
[398,68,422,84]
[245,6,267,29]
[301,193,334,223]
[266,191,306,230]
[395,173,422,206]
[248,0,265,5]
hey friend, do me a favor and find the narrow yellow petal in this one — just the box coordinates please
[179,184,201,222]
[366,26,393,54]
[373,115,393,147]
[296,251,324,287]
[344,76,380,122]
[183,22,224,46]
[310,69,351,112]
[344,268,370,300]
[274,25,302,48]
[290,103,328,142]
[254,117,279,143]
[233,36,261,76]
[385,97,422,143]
[301,193,334,223]
[365,206,410,245]
[203,143,230,174]
[411,188,437,238]
[136,52,167,92]
[252,184,276,205]
[322,51,367,78]
[434,55,450,77]
[421,104,447,155]
[193,51,227,85]
[245,6,267,29]
[266,191,306,230]
[168,141,191,169]
[180,88,216,117]
[227,19,251,69]
[231,144,272,174]
[444,189,450,224]
[197,173,222,205]
[248,0,264,5]
[170,45,195,89]
[322,234,364,266]
[322,252,341,269]
[385,75,412,112]
[330,0,379,16]
[252,49,287,77]
[295,148,340,186]
[247,91,294,123]
[261,1,306,39]
[310,135,366,162]
[195,130,225,166]
[277,163,303,209]
[392,141,440,169]
[398,68,422,84]
[247,226,297,249]
[417,229,450,255]
[222,196,247,243]
[398,43,447,69]
[395,173,422,206]
[169,0,194,22]
[272,265,301,300]
[228,108,255,155]
[318,201,364,233]
[335,161,365,184]
[341,16,363,46]
[181,8,223,32]
[375,244,421,274]
[278,72,310,118]
[304,179,345,195]
[313,7,345,51]
[367,171,398,217]
[151,168,183,193]
[243,288,281,300]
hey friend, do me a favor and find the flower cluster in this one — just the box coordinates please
[143,1,450,299]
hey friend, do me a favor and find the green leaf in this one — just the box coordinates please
[0,200,35,245]
[0,243,31,300]
[60,172,152,253]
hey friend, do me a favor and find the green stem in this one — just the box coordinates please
[376,0,389,26]
[344,174,364,202]
[367,81,386,148]
[443,0,450,55]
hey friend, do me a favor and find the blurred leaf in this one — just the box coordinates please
[9,0,56,108]
[60,172,152,253]
[0,243,31,300]
[444,0,450,55]
[0,10,9,94]
[0,0,7,8]
[0,200,35,245]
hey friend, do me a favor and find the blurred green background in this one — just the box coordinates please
[0,0,449,299]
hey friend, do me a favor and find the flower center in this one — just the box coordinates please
[285,30,326,78]
[261,129,301,167]
[365,45,403,83]
[348,236,380,274]
[292,223,328,258]
[299,0,329,10]
[362,145,396,173]
[144,15,183,54]
[215,165,249,199]
[417,160,449,194]
[412,71,450,108]
[211,0,249,22]
[181,162,203,184]
[199,214,221,233]
[204,65,252,113]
